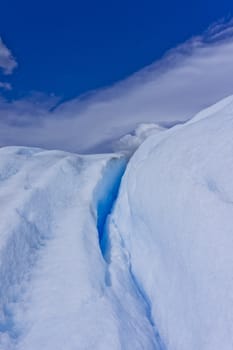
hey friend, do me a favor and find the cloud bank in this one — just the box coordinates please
[1,19,233,152]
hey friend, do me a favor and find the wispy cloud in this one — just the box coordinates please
[0,37,17,75]
[1,19,233,152]
[0,82,12,90]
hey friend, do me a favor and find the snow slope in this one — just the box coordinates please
[107,95,233,350]
[0,147,159,350]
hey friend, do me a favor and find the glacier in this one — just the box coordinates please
[1,95,233,349]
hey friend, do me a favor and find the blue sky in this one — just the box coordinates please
[1,1,233,152]
[1,0,233,100]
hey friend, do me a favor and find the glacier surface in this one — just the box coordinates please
[1,96,233,349]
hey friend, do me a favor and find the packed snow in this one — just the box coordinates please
[1,95,233,349]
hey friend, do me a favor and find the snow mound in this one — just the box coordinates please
[108,95,233,350]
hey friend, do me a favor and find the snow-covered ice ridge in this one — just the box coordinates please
[1,95,233,349]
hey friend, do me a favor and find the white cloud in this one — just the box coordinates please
[0,82,12,90]
[1,19,233,152]
[0,37,17,75]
